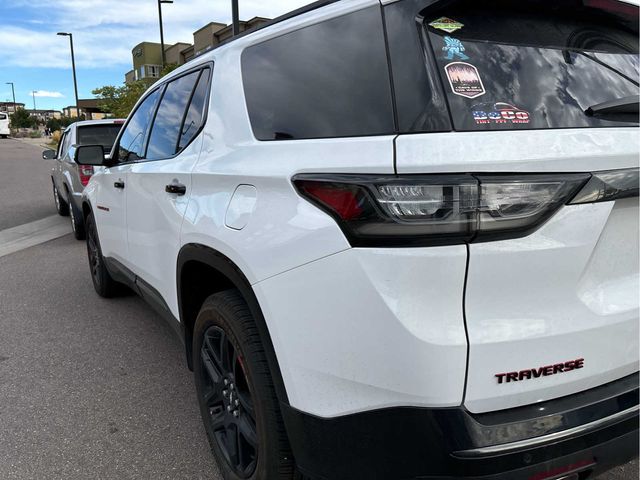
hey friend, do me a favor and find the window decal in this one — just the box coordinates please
[444,62,485,99]
[472,102,531,125]
[428,17,464,33]
[442,36,469,60]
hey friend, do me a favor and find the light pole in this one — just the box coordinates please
[231,0,240,36]
[5,82,16,112]
[32,91,37,111]
[57,32,80,118]
[158,0,173,68]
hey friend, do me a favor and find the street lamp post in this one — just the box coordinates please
[32,91,37,111]
[158,0,174,68]
[57,32,80,118]
[231,0,240,36]
[5,82,16,112]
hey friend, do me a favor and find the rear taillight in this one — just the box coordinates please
[79,165,94,187]
[294,173,591,247]
[569,168,639,205]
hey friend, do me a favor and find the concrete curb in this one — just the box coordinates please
[0,215,71,258]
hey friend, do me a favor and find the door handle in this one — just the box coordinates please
[114,181,125,189]
[165,183,186,196]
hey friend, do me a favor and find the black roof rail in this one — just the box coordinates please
[217,0,341,48]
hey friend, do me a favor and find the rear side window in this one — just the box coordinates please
[0,114,6,120]
[242,6,395,140]
[77,124,122,151]
[118,88,161,163]
[424,0,639,131]
[146,70,200,160]
[179,68,211,150]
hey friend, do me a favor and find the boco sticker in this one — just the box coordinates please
[471,102,531,125]
[429,17,464,33]
[444,62,485,99]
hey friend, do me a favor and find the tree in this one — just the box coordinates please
[46,116,77,133]
[10,108,37,129]
[46,117,62,132]
[92,63,179,119]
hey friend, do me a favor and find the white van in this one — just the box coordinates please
[0,113,10,138]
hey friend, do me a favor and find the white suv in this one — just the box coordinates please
[77,1,639,479]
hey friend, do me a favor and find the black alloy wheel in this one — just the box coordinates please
[200,325,258,478]
[193,291,297,480]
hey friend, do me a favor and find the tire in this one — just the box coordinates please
[69,196,85,240]
[193,290,296,480]
[53,183,69,216]
[85,212,120,298]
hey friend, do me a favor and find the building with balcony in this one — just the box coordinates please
[124,17,270,84]
[0,102,26,114]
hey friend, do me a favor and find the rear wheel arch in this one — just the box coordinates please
[177,243,290,405]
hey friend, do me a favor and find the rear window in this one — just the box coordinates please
[424,0,639,131]
[242,6,395,140]
[77,124,122,150]
[0,114,7,120]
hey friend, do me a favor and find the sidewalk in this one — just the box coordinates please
[10,136,54,150]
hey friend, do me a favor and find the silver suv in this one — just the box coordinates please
[43,119,123,239]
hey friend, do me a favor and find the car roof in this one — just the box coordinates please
[71,119,126,128]
[65,118,125,133]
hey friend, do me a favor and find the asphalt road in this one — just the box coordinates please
[0,138,636,479]
[0,137,57,231]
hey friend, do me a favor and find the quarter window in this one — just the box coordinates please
[179,68,211,150]
[146,70,200,160]
[241,6,395,140]
[118,88,161,163]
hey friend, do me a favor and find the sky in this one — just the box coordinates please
[0,0,310,111]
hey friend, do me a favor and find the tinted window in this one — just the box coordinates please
[0,114,6,120]
[118,88,161,163]
[146,70,200,160]
[242,6,395,140]
[384,0,452,133]
[179,68,211,150]
[424,0,639,131]
[77,124,122,150]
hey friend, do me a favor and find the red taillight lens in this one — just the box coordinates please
[79,165,94,187]
[296,182,364,220]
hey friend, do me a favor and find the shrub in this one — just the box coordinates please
[51,130,62,145]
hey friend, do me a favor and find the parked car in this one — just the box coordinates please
[76,0,639,478]
[42,119,124,239]
[0,113,10,138]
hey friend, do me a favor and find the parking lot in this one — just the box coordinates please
[0,138,636,479]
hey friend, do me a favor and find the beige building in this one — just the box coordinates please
[27,109,62,121]
[0,102,26,114]
[62,99,109,120]
[125,17,270,84]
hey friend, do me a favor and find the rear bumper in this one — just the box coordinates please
[283,373,639,480]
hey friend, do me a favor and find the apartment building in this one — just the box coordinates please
[124,17,270,84]
[0,102,26,114]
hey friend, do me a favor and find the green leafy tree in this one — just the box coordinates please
[46,117,62,132]
[92,63,179,118]
[46,116,77,133]
[10,108,37,129]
